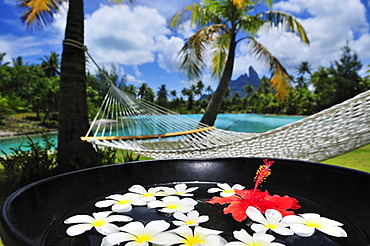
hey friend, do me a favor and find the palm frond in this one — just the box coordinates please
[231,0,247,9]
[237,15,265,37]
[211,33,230,78]
[271,66,290,100]
[170,2,224,29]
[247,37,291,100]
[264,0,273,8]
[258,10,310,44]
[178,24,226,80]
[18,0,64,28]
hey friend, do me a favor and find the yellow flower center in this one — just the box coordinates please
[167,204,179,209]
[92,220,106,227]
[135,234,152,243]
[117,200,131,205]
[143,193,154,197]
[265,223,278,230]
[224,190,233,193]
[183,235,203,246]
[305,221,322,228]
[185,220,196,225]
[249,243,264,246]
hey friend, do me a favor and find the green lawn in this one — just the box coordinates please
[0,145,369,245]
[322,144,370,173]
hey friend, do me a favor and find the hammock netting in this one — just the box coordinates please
[83,83,370,162]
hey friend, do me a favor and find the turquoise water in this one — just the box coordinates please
[0,114,304,155]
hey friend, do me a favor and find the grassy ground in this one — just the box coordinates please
[0,145,369,245]
[322,144,370,173]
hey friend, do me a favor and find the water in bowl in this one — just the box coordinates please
[42,182,367,246]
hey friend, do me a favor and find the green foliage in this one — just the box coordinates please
[121,151,141,162]
[97,147,141,165]
[329,44,362,105]
[0,134,57,186]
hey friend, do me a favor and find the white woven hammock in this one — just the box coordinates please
[82,83,370,162]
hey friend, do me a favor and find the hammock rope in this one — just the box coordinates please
[84,81,370,162]
[64,39,370,162]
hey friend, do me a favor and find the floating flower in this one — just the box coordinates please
[208,159,300,222]
[246,206,293,236]
[225,229,285,246]
[281,213,347,237]
[208,189,300,222]
[64,211,132,236]
[95,193,146,212]
[101,220,178,246]
[171,226,225,246]
[160,183,199,197]
[207,183,245,197]
[128,184,164,202]
[173,210,209,227]
[148,196,198,213]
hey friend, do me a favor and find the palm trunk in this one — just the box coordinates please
[200,33,237,126]
[57,0,101,171]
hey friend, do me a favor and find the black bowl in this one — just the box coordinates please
[1,158,369,246]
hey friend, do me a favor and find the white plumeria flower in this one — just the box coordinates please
[173,210,209,227]
[101,220,178,246]
[161,183,199,196]
[147,196,198,214]
[246,206,293,236]
[95,193,146,212]
[128,184,164,202]
[207,183,245,197]
[281,213,347,237]
[64,211,132,236]
[171,226,225,246]
[225,229,285,246]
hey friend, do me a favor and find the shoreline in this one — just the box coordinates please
[0,129,57,139]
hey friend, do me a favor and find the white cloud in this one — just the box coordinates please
[132,65,143,77]
[176,20,197,39]
[3,0,15,5]
[244,0,370,76]
[0,34,55,63]
[84,4,170,66]
[135,0,195,19]
[154,35,184,72]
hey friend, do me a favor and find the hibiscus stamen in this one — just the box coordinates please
[252,159,274,203]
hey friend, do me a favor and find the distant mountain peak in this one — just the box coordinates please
[229,66,260,97]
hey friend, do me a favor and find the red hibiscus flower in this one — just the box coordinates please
[207,189,300,222]
[207,159,300,222]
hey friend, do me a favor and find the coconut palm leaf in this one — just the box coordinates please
[212,33,230,78]
[237,15,265,37]
[18,0,134,28]
[18,0,64,28]
[258,10,310,44]
[179,24,227,80]
[170,2,223,29]
[247,36,291,100]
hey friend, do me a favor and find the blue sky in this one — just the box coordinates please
[1,0,370,93]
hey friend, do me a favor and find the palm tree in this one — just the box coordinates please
[205,85,213,95]
[40,51,60,77]
[18,0,134,171]
[0,53,10,66]
[195,80,205,99]
[157,84,168,107]
[297,61,311,76]
[295,61,311,90]
[181,87,194,110]
[138,82,149,99]
[171,0,309,126]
